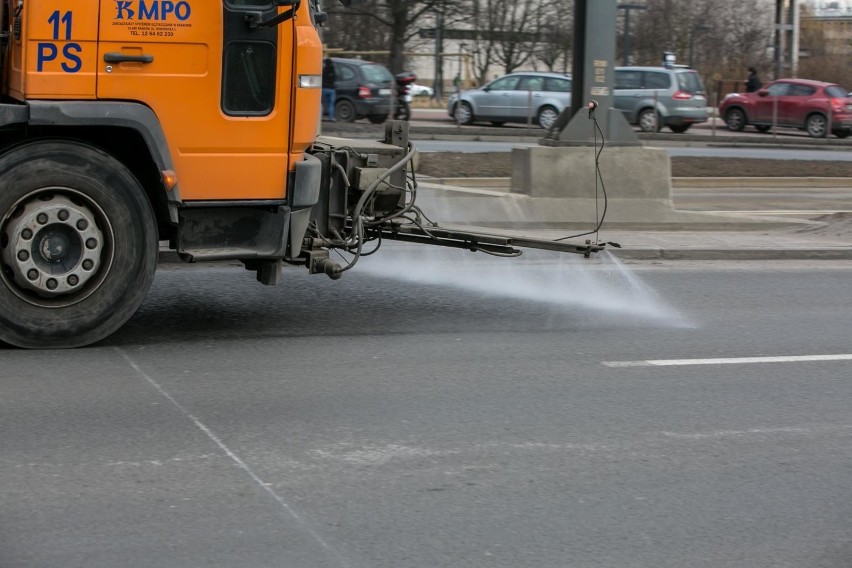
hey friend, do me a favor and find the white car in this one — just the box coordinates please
[409,83,434,97]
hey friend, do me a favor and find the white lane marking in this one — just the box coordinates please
[602,354,852,368]
[115,348,350,568]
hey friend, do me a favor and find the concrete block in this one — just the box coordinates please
[511,145,672,201]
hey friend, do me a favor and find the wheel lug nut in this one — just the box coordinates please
[85,238,97,250]
[76,219,88,231]
[46,279,58,290]
[67,274,79,286]
[82,259,94,270]
[58,209,69,221]
[27,269,38,281]
[37,213,48,225]
[17,250,29,261]
[21,228,33,240]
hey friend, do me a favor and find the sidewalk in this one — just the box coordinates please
[157,177,852,264]
[413,176,852,261]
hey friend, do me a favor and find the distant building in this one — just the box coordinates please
[808,0,852,17]
[801,0,852,56]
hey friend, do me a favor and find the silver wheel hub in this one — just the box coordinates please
[2,195,104,297]
[539,109,557,129]
[455,104,471,123]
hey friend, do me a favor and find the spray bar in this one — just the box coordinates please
[370,224,605,257]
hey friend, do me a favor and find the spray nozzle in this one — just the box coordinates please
[587,100,598,119]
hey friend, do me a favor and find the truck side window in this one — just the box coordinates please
[222,42,277,115]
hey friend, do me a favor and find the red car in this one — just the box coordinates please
[719,78,852,138]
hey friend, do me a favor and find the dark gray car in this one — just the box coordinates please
[330,57,393,123]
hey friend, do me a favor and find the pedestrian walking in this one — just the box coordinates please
[322,58,336,121]
[744,67,762,93]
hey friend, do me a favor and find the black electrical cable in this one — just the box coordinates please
[359,234,383,256]
[553,108,609,243]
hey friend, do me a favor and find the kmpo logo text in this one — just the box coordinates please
[115,1,192,21]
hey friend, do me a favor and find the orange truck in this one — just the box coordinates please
[0,0,600,348]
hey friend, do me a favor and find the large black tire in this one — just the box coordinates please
[536,105,559,130]
[335,99,357,122]
[806,113,828,138]
[368,114,388,124]
[669,124,691,134]
[638,108,661,132]
[455,101,474,125]
[755,124,771,133]
[834,129,851,139]
[724,108,747,132]
[0,141,157,348]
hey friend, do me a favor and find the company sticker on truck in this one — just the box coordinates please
[37,10,82,72]
[112,0,193,38]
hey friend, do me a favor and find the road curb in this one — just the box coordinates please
[611,248,852,261]
[421,176,852,189]
[672,177,852,188]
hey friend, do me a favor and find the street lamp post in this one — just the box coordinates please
[617,3,646,66]
[432,10,443,101]
[457,42,467,90]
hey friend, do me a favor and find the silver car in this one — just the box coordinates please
[613,66,708,133]
[447,72,571,129]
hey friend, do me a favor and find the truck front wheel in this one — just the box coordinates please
[0,141,158,348]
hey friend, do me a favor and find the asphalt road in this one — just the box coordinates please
[3,256,852,568]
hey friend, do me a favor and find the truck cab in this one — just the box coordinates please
[0,0,407,348]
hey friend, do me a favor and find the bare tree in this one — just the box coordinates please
[534,0,573,73]
[326,0,779,97]
[323,0,466,74]
[629,0,773,100]
[495,0,544,74]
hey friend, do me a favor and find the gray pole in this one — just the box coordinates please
[433,10,444,101]
[774,0,783,79]
[618,4,646,67]
[569,0,587,119]
[689,25,709,68]
[554,0,639,145]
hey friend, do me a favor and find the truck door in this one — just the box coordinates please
[97,0,294,201]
